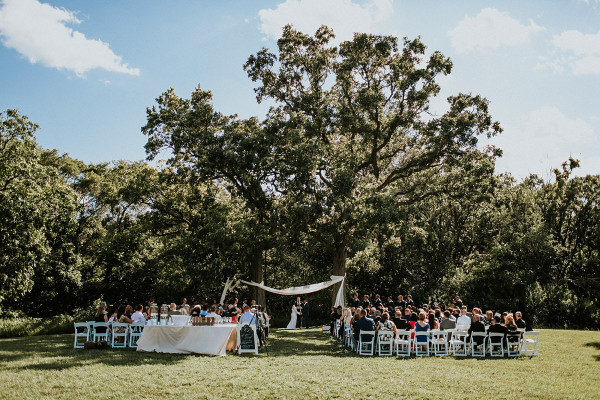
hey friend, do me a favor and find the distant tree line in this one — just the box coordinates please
[1,27,598,328]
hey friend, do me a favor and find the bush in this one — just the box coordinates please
[0,314,74,338]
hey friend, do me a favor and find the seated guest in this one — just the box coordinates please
[392,310,410,330]
[428,312,439,330]
[515,311,527,330]
[200,304,208,316]
[505,313,519,332]
[373,294,383,309]
[440,310,456,330]
[456,308,471,331]
[353,309,375,342]
[206,305,221,321]
[190,305,201,317]
[107,306,118,324]
[376,312,397,334]
[484,310,494,326]
[168,303,181,316]
[414,312,430,348]
[467,314,486,348]
[488,314,508,350]
[238,305,258,327]
[94,306,108,333]
[403,307,412,320]
[372,310,382,325]
[131,304,146,324]
[452,307,461,321]
[505,313,521,350]
[119,305,133,324]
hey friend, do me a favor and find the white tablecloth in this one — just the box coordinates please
[136,324,237,356]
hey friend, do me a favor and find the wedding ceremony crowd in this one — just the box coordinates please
[329,293,536,357]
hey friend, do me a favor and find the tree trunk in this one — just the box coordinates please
[331,236,347,306]
[250,248,266,307]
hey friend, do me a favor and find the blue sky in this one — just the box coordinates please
[0,0,599,179]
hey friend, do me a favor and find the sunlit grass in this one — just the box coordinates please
[0,328,598,399]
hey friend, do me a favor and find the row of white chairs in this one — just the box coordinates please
[335,323,539,357]
[74,321,144,349]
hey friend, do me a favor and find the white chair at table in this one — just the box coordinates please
[92,322,110,343]
[357,330,375,356]
[110,322,129,348]
[450,330,469,357]
[431,330,449,356]
[488,332,505,357]
[73,322,89,349]
[237,323,259,355]
[470,332,487,357]
[521,331,539,357]
[376,330,394,356]
[129,322,145,348]
[414,331,430,357]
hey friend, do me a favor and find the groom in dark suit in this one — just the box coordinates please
[302,299,310,328]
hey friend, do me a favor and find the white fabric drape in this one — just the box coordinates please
[230,275,345,308]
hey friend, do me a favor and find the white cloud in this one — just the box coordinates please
[0,0,139,77]
[489,106,599,179]
[258,0,393,42]
[448,8,544,54]
[538,30,600,75]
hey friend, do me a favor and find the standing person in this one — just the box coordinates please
[363,295,371,309]
[285,301,299,330]
[302,299,310,328]
[295,297,303,328]
[396,295,406,309]
[350,294,360,308]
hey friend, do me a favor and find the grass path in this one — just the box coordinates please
[0,328,598,399]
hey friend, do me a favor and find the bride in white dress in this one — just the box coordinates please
[285,302,298,329]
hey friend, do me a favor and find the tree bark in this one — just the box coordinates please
[250,248,266,307]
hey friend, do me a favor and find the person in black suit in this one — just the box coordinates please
[454,296,463,309]
[362,295,370,309]
[467,314,486,348]
[294,297,303,328]
[386,296,395,311]
[350,294,360,308]
[395,295,406,309]
[302,299,310,328]
[488,314,508,350]
[353,309,375,342]
[515,311,527,330]
[406,295,415,307]
[392,310,410,330]
[373,294,383,309]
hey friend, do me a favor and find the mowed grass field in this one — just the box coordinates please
[0,328,598,400]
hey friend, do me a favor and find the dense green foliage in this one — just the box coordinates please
[0,27,598,329]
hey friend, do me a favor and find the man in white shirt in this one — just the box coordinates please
[131,304,146,324]
[206,305,222,322]
[456,308,471,330]
[239,305,258,327]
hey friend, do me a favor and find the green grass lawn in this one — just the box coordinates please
[0,328,598,400]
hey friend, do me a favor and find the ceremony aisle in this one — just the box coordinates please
[0,328,598,399]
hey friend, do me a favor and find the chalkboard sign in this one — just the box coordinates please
[240,325,255,350]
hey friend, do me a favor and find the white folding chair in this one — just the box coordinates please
[470,332,487,357]
[506,332,522,357]
[334,321,341,338]
[521,331,539,356]
[377,330,394,356]
[237,323,259,355]
[358,331,375,356]
[343,327,353,347]
[431,330,449,356]
[73,322,89,349]
[488,332,505,357]
[111,322,129,348]
[450,330,468,357]
[86,321,95,341]
[322,325,331,334]
[414,331,430,356]
[395,331,411,357]
[92,322,109,343]
[129,322,144,348]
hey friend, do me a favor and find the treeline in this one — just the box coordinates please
[1,27,598,328]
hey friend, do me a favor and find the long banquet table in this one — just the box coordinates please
[136,324,238,356]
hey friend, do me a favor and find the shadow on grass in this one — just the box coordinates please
[0,334,187,371]
[266,328,341,357]
[584,342,600,361]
